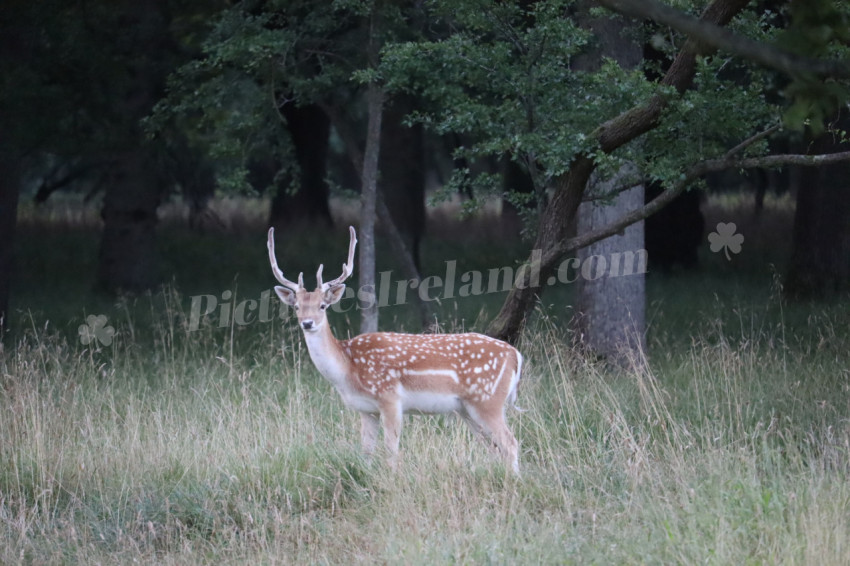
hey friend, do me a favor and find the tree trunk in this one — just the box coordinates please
[95,0,170,294]
[572,7,645,363]
[380,95,425,270]
[269,103,333,229]
[486,0,750,344]
[0,149,19,334]
[644,180,703,272]
[785,113,850,298]
[486,157,593,342]
[0,0,27,335]
[96,150,162,293]
[359,83,384,334]
[165,134,219,231]
[321,99,435,330]
[575,167,646,363]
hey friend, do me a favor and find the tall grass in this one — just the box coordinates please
[4,194,848,562]
[2,289,848,564]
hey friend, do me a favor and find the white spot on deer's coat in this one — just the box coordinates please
[402,368,460,383]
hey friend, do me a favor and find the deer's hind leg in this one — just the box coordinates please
[462,402,519,474]
[360,412,380,458]
[379,398,403,470]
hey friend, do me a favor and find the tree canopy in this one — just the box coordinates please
[152,0,849,210]
[3,0,850,337]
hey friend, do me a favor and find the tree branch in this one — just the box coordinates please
[581,178,646,203]
[34,162,95,203]
[597,0,850,79]
[723,123,781,159]
[487,0,752,342]
[592,0,752,154]
[546,149,850,265]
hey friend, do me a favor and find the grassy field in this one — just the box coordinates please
[2,194,849,564]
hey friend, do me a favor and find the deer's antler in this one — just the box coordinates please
[267,227,303,291]
[321,226,357,291]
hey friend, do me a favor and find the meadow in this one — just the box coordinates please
[1,194,849,564]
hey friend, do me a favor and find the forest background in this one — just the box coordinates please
[2,0,850,563]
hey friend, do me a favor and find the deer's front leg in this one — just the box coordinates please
[360,412,379,458]
[379,399,403,470]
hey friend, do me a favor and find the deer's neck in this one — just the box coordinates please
[302,323,351,387]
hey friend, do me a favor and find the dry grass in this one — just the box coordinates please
[2,299,849,564]
[5,191,849,563]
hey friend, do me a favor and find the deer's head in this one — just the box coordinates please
[267,226,357,333]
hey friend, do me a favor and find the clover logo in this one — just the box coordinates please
[78,314,116,346]
[708,222,744,260]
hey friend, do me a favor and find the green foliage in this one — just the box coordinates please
[779,0,850,58]
[150,2,315,191]
[143,0,850,209]
[642,55,778,187]
[776,0,850,132]
[383,0,602,218]
[1,0,227,213]
[2,1,165,156]
[149,0,418,194]
[383,0,607,174]
[784,77,850,134]
[380,0,849,210]
[148,6,299,193]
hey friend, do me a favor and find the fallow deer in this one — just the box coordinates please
[268,226,523,473]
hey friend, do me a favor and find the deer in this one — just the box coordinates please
[268,226,523,473]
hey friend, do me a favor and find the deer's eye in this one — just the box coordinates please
[319,304,327,310]
[293,305,299,311]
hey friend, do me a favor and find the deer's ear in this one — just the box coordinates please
[324,284,346,305]
[274,286,297,306]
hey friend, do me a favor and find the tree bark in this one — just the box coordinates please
[0,149,19,335]
[359,82,384,334]
[572,7,645,364]
[486,157,593,342]
[0,11,23,335]
[486,0,750,344]
[380,95,426,270]
[95,0,170,294]
[576,168,645,363]
[785,113,850,298]
[322,100,436,329]
[269,103,333,229]
[644,180,703,271]
[96,149,162,293]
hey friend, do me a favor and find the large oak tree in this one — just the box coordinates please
[382,0,850,344]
